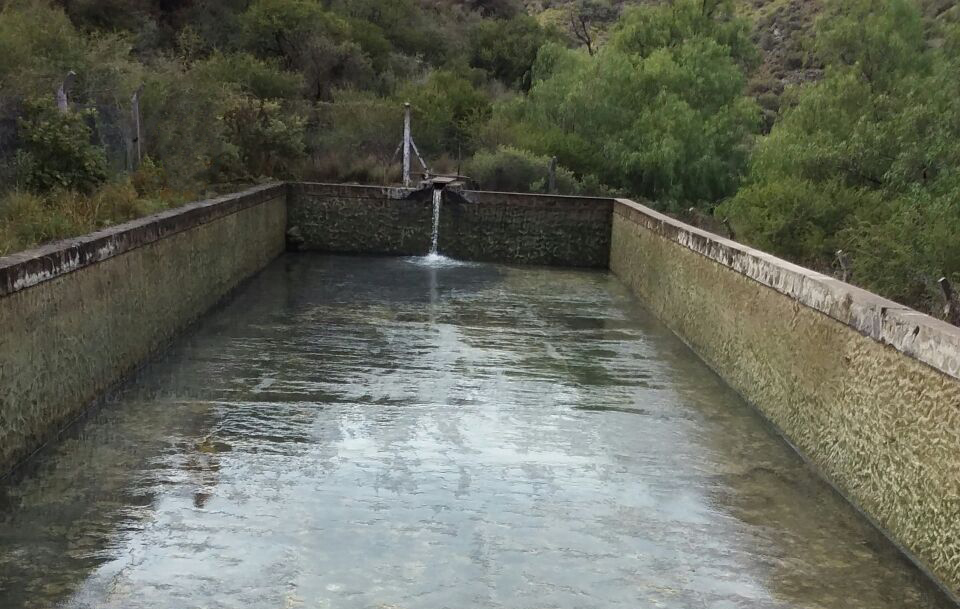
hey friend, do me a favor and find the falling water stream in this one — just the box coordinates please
[430,186,441,255]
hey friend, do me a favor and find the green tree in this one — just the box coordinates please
[497,0,759,208]
[399,70,492,156]
[239,0,373,99]
[15,98,107,193]
[468,15,558,90]
[720,0,960,312]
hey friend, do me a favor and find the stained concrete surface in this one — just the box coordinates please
[0,255,952,609]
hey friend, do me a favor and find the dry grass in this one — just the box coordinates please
[0,166,198,257]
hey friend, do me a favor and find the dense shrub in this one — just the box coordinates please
[467,146,610,195]
[720,0,960,313]
[493,0,760,209]
[468,15,559,89]
[14,99,107,193]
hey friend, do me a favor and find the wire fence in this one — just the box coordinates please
[0,87,141,190]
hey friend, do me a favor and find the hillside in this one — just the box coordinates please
[3,0,960,319]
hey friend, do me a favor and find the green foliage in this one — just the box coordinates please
[0,190,77,255]
[238,0,374,99]
[610,0,758,68]
[15,99,107,193]
[313,90,401,160]
[219,97,306,179]
[721,0,960,313]
[719,177,871,267]
[468,15,558,89]
[497,0,760,207]
[467,146,610,195]
[192,52,303,99]
[400,71,492,156]
[4,0,959,323]
[139,58,234,187]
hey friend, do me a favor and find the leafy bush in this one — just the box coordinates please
[468,15,558,89]
[219,96,306,179]
[399,70,492,156]
[192,52,303,99]
[15,99,107,193]
[720,0,960,313]
[496,0,760,209]
[467,146,610,196]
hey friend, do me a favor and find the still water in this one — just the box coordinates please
[0,255,952,609]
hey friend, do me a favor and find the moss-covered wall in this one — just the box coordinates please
[0,184,286,474]
[6,181,960,598]
[288,183,433,256]
[289,183,612,267]
[440,190,611,267]
[609,198,960,598]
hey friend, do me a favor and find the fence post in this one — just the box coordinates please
[548,157,557,194]
[403,102,412,187]
[130,85,144,169]
[836,250,852,282]
[940,277,960,326]
[56,71,77,113]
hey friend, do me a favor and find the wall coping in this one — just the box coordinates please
[5,182,955,381]
[0,183,286,298]
[614,198,960,382]
[290,182,416,199]
[291,182,615,206]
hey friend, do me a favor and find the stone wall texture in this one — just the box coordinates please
[441,190,611,267]
[0,184,287,474]
[288,183,433,256]
[289,183,612,267]
[610,198,960,598]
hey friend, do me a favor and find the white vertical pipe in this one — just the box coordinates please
[403,102,412,187]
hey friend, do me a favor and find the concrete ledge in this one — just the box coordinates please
[0,184,287,474]
[614,198,960,381]
[611,197,960,597]
[0,183,286,298]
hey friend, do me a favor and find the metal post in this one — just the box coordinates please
[131,84,144,168]
[403,102,412,187]
[548,156,557,194]
[56,70,77,113]
[940,277,960,326]
[836,250,852,283]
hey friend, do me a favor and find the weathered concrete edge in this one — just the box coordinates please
[290,182,416,199]
[0,182,287,298]
[461,189,615,206]
[615,198,960,382]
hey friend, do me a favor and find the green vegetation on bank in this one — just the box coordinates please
[1,0,960,319]
[721,0,960,314]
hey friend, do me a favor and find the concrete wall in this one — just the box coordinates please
[609,198,960,598]
[288,183,433,256]
[0,184,287,474]
[441,190,611,267]
[6,179,960,595]
[289,183,612,267]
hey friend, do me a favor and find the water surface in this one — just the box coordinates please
[0,255,952,608]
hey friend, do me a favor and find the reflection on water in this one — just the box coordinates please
[0,254,952,609]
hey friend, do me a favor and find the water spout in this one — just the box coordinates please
[430,186,441,255]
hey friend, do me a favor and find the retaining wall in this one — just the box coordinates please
[5,180,960,597]
[0,183,287,474]
[289,183,612,267]
[609,197,960,597]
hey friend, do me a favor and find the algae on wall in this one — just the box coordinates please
[0,186,287,474]
[609,203,960,598]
